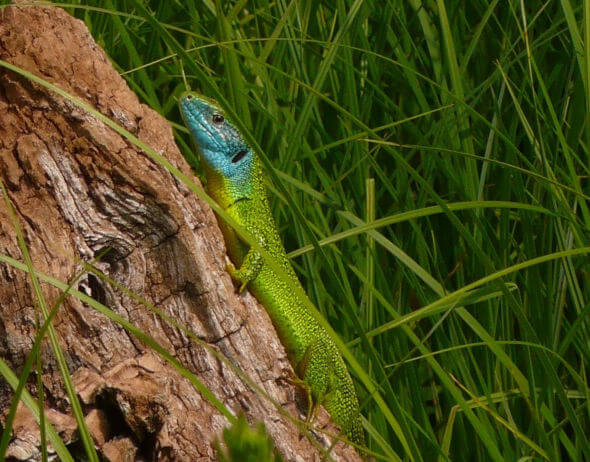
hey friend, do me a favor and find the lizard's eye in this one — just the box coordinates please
[212,114,225,124]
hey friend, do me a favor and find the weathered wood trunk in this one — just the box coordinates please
[0,5,360,461]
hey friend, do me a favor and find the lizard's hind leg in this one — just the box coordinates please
[295,339,336,425]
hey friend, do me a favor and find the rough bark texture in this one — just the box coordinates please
[0,5,360,461]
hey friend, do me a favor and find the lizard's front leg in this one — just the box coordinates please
[226,245,263,292]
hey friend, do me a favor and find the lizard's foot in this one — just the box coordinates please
[283,372,318,426]
[282,368,305,387]
[225,263,248,293]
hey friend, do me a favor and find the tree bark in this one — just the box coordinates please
[0,5,360,461]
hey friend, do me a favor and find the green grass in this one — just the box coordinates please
[1,1,589,461]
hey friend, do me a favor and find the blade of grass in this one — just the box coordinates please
[0,180,99,462]
[357,247,589,343]
[289,201,557,259]
[0,251,109,459]
[0,254,236,424]
[0,357,74,462]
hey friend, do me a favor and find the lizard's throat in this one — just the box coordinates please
[203,165,253,210]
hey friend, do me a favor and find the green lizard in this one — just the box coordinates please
[179,92,365,447]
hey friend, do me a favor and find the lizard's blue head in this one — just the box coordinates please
[180,92,253,182]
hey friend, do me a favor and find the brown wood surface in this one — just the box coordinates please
[0,4,361,461]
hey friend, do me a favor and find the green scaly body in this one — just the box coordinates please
[180,93,364,447]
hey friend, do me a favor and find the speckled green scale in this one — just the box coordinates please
[180,93,364,447]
